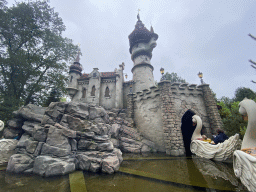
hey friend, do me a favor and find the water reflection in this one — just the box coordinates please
[192,156,247,191]
[0,154,249,192]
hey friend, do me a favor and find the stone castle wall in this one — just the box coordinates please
[132,86,165,152]
[127,81,223,156]
[99,80,116,110]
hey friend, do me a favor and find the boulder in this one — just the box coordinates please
[3,128,22,139]
[44,102,67,123]
[54,123,76,138]
[120,125,141,141]
[89,106,109,123]
[7,118,23,129]
[17,134,31,148]
[46,126,71,150]
[65,115,90,132]
[77,139,92,150]
[22,121,40,135]
[6,154,34,173]
[33,156,75,177]
[110,138,119,148]
[25,139,38,154]
[102,155,120,174]
[97,142,114,152]
[41,143,71,157]
[77,153,101,172]
[109,124,121,138]
[32,125,47,142]
[17,104,46,122]
[33,142,44,156]
[66,102,89,120]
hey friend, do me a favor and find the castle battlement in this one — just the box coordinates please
[132,86,160,102]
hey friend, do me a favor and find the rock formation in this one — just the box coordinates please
[3,102,157,177]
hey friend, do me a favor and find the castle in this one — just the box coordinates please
[66,14,223,156]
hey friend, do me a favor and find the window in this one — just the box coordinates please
[105,86,110,97]
[70,76,73,82]
[91,86,95,96]
[93,73,96,77]
[82,88,86,98]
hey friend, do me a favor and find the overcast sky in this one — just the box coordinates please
[7,0,256,99]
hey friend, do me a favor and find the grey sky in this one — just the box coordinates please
[7,0,256,99]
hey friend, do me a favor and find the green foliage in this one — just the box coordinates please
[0,1,79,121]
[42,88,62,107]
[161,72,187,83]
[234,87,256,102]
[240,126,247,137]
[217,100,247,138]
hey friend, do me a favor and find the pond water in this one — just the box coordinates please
[0,153,249,192]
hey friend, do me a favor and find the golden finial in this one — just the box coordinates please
[137,9,141,21]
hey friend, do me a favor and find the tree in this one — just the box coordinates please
[233,87,256,102]
[42,88,62,107]
[161,72,187,83]
[249,33,256,83]
[221,101,247,138]
[0,1,79,122]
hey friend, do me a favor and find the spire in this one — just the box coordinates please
[128,13,158,54]
[150,26,154,33]
[137,9,141,21]
[75,50,80,63]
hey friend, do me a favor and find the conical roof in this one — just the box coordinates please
[128,14,158,54]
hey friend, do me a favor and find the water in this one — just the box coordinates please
[0,153,249,192]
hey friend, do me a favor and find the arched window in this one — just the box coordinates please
[82,88,86,98]
[105,86,110,97]
[91,86,95,96]
[70,76,73,82]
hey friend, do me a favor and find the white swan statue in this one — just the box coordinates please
[190,115,240,161]
[233,98,256,191]
[0,120,4,131]
[0,139,18,165]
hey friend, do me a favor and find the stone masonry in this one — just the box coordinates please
[158,81,185,156]
[201,84,223,135]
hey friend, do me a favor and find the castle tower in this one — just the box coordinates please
[67,52,82,100]
[128,13,158,93]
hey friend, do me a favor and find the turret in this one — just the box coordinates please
[128,13,158,93]
[67,52,82,100]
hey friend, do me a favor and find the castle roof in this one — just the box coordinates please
[69,62,82,75]
[69,51,82,75]
[79,72,118,80]
[128,13,158,54]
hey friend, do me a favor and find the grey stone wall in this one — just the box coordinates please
[99,81,116,109]
[133,86,165,152]
[171,83,212,138]
[200,84,223,135]
[132,64,155,93]
[115,67,124,109]
[128,80,222,156]
[158,81,185,156]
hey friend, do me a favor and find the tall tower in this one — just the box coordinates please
[66,52,82,100]
[128,13,158,93]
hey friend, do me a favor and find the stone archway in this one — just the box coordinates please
[180,109,196,156]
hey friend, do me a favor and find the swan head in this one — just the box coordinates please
[238,97,254,116]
